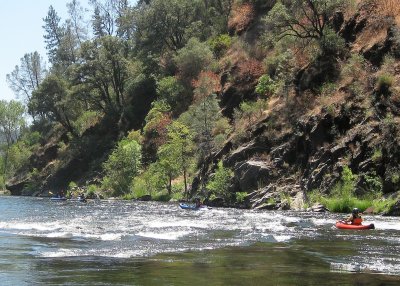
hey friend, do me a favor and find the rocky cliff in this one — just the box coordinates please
[192,1,400,213]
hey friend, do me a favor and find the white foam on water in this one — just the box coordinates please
[0,221,58,232]
[331,259,400,275]
[273,235,292,242]
[136,230,190,240]
[46,232,74,238]
[310,217,337,226]
[40,248,82,258]
[374,221,400,231]
[147,219,210,229]
[98,233,123,241]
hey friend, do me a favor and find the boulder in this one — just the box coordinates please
[235,160,272,193]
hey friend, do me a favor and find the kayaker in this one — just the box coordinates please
[195,198,202,208]
[345,208,363,225]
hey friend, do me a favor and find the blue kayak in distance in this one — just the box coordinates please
[179,203,210,210]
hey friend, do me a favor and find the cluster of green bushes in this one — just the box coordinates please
[309,166,397,214]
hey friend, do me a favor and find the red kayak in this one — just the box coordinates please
[335,221,375,230]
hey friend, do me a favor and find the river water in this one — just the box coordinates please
[1,196,400,285]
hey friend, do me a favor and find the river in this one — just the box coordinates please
[0,196,400,285]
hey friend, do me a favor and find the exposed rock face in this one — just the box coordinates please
[189,2,400,213]
[192,96,400,211]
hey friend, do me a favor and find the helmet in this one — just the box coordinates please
[352,208,359,214]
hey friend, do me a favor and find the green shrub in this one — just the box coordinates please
[156,77,186,114]
[208,34,232,57]
[174,38,214,80]
[101,138,141,196]
[86,184,98,198]
[0,175,5,190]
[207,161,233,199]
[74,111,101,135]
[256,74,277,96]
[362,172,383,195]
[235,192,248,203]
[391,173,400,184]
[319,28,346,56]
[376,73,394,94]
[153,192,171,202]
[371,148,383,162]
[131,177,148,198]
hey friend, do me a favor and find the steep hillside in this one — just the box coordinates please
[5,0,400,215]
[191,0,400,214]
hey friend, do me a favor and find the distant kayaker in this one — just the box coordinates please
[345,208,363,225]
[78,193,87,203]
[195,198,202,208]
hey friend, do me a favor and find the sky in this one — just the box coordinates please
[0,1,75,102]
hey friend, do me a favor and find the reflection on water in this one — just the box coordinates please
[0,196,400,285]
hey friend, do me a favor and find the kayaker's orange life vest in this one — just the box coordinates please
[352,217,363,225]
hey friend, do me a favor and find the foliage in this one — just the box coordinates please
[309,166,386,213]
[6,52,47,104]
[72,36,137,118]
[22,168,41,195]
[319,28,346,56]
[30,75,78,135]
[233,99,268,135]
[179,93,222,159]
[264,0,347,55]
[0,175,5,191]
[142,101,172,165]
[174,38,214,81]
[102,138,141,196]
[156,76,187,115]
[235,192,248,203]
[362,172,383,195]
[131,176,149,198]
[255,74,277,96]
[236,58,264,84]
[86,184,98,198]
[371,148,383,162]
[207,161,233,199]
[208,34,232,57]
[341,53,369,80]
[135,0,202,53]
[74,111,102,136]
[0,100,26,180]
[158,121,195,197]
[376,73,394,95]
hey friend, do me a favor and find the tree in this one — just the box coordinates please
[6,52,47,104]
[174,38,214,81]
[29,74,78,135]
[43,5,65,64]
[264,0,347,54]
[0,100,26,180]
[206,160,233,199]
[142,101,172,165]
[135,0,203,54]
[67,0,88,45]
[72,35,134,120]
[90,0,129,38]
[156,76,187,115]
[102,138,141,196]
[190,71,222,158]
[162,121,194,198]
[157,144,180,195]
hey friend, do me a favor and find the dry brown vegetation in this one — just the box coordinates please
[228,2,255,34]
[374,0,400,23]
